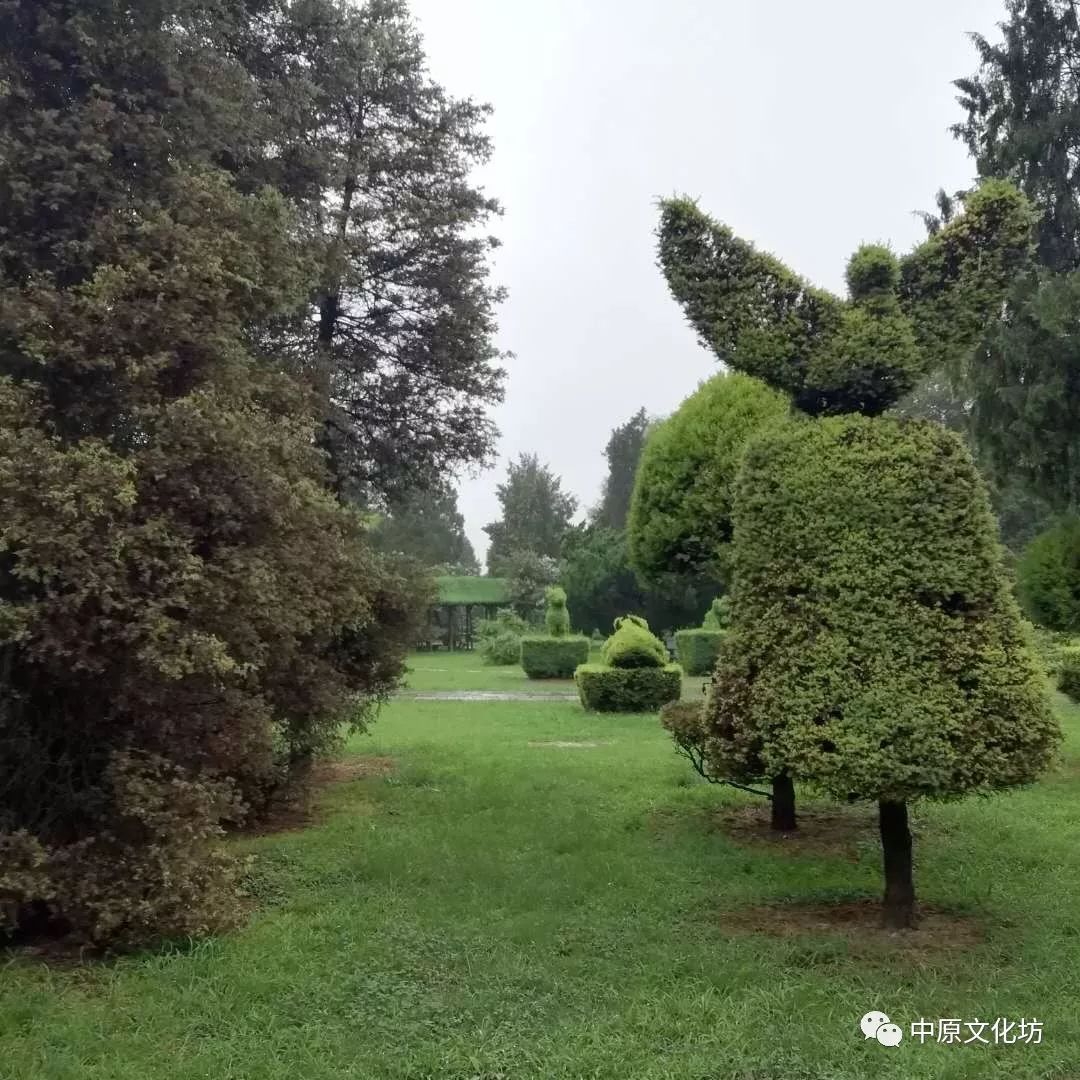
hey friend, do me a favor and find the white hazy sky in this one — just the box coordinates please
[406,0,1005,564]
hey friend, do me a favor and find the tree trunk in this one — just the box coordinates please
[879,799,916,929]
[770,773,797,832]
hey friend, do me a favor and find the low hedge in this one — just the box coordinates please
[1058,645,1080,702]
[674,629,726,676]
[520,635,590,679]
[575,663,682,712]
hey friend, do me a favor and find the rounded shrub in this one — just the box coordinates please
[520,635,589,679]
[674,628,725,676]
[575,664,682,713]
[1016,517,1080,632]
[477,608,527,666]
[628,372,790,583]
[601,615,668,669]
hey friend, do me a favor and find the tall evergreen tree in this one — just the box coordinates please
[595,408,650,530]
[240,0,507,502]
[951,0,1080,510]
[483,454,577,574]
[371,484,479,573]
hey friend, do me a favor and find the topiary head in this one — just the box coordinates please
[602,614,668,669]
[702,596,731,630]
[845,243,899,302]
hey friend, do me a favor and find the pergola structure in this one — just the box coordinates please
[423,576,512,651]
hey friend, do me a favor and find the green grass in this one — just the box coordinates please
[405,650,705,701]
[3,686,1080,1078]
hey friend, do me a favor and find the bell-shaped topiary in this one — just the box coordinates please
[628,372,791,584]
[601,615,668,669]
[544,585,571,637]
[703,415,1060,927]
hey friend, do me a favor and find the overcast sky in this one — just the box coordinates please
[406,0,1005,565]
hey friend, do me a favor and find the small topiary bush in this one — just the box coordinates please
[478,608,528,666]
[674,628,726,676]
[702,596,731,630]
[575,664,683,713]
[601,615,668,669]
[1016,517,1080,633]
[1058,646,1080,701]
[520,635,589,679]
[544,586,571,637]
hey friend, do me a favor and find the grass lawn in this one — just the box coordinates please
[3,677,1080,1079]
[405,649,707,701]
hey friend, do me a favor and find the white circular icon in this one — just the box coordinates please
[876,1023,904,1047]
[861,1011,891,1040]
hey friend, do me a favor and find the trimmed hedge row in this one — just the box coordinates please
[674,629,726,676]
[520,636,589,679]
[1059,645,1080,702]
[575,663,682,712]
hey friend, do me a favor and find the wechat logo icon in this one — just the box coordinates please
[861,1011,903,1047]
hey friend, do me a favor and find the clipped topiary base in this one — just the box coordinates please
[674,629,726,676]
[575,663,682,712]
[520,636,590,679]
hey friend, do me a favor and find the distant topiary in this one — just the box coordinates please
[544,585,571,637]
[703,415,1060,927]
[1016,518,1080,632]
[674,629,725,677]
[702,596,731,630]
[628,372,790,583]
[520,635,589,679]
[576,615,681,711]
[576,664,682,713]
[1058,646,1080,702]
[601,615,668,668]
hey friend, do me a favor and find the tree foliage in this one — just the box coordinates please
[483,454,577,574]
[949,1,1080,511]
[0,0,437,945]
[595,408,650,530]
[370,484,478,573]
[628,372,790,583]
[1016,517,1080,632]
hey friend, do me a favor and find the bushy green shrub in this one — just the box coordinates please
[1058,646,1080,701]
[702,596,731,630]
[600,615,668,669]
[706,415,1058,805]
[478,608,528,665]
[1016,517,1080,632]
[628,372,791,583]
[520,636,589,679]
[544,586,571,637]
[575,664,682,713]
[675,629,726,676]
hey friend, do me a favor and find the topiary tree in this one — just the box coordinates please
[702,596,731,631]
[544,586,571,637]
[1016,518,1080,632]
[703,416,1059,927]
[654,178,1060,926]
[628,373,791,584]
[658,179,1035,417]
[576,616,681,712]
